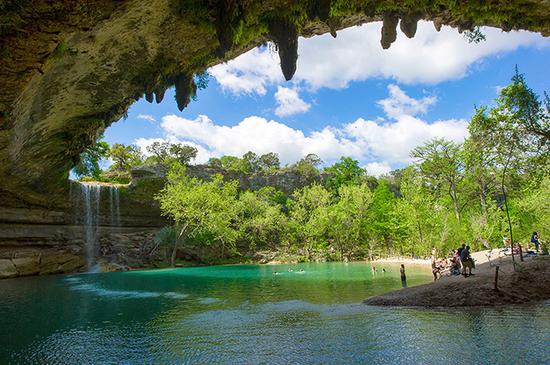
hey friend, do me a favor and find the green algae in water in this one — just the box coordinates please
[0,263,548,364]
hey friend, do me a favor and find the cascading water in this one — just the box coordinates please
[80,183,101,271]
[74,182,122,272]
[114,188,121,226]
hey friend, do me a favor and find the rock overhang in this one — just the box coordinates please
[0,0,549,206]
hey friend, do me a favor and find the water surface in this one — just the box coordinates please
[0,263,548,364]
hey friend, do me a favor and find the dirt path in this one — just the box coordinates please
[364,256,550,307]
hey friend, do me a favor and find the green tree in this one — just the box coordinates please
[146,141,197,166]
[288,183,331,260]
[411,138,466,224]
[169,144,198,165]
[235,190,288,252]
[327,184,372,260]
[242,151,260,173]
[108,143,143,178]
[74,140,110,179]
[156,163,238,266]
[290,153,322,180]
[468,70,549,263]
[258,152,280,171]
[324,156,364,192]
[369,180,400,256]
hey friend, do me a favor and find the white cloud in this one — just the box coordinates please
[344,116,468,165]
[377,84,437,118]
[137,114,156,123]
[157,114,357,165]
[274,86,311,117]
[209,46,284,95]
[209,22,547,94]
[135,86,469,170]
[364,162,392,177]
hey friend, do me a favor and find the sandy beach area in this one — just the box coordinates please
[364,252,550,307]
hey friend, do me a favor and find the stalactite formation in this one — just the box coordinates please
[268,19,299,81]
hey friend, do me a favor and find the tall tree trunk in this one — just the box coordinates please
[501,155,516,269]
[450,186,461,225]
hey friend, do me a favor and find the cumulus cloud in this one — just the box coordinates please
[134,86,469,170]
[364,162,393,177]
[377,84,437,119]
[344,116,468,165]
[274,86,311,117]
[210,22,547,94]
[137,114,157,123]
[209,46,284,95]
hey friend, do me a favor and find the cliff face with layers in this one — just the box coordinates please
[0,0,549,278]
[0,182,165,279]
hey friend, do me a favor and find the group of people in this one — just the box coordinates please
[431,244,474,280]
[502,232,544,257]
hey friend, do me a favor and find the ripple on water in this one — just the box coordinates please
[64,277,187,300]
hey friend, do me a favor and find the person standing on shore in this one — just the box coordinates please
[400,264,407,288]
[531,232,540,253]
[457,243,466,272]
[460,245,473,277]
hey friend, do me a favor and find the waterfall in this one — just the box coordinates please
[80,183,101,271]
[75,182,122,272]
[109,186,121,226]
[113,186,121,227]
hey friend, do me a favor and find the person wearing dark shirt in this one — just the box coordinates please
[531,232,540,253]
[460,245,473,277]
[400,264,407,288]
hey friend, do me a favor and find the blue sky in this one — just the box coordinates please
[104,21,549,176]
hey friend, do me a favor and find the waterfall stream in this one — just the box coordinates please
[76,182,121,272]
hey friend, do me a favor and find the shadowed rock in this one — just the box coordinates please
[307,0,332,22]
[381,12,399,49]
[154,85,166,104]
[174,74,196,112]
[268,20,299,81]
[214,0,240,56]
[327,17,340,38]
[433,18,443,32]
[400,12,422,38]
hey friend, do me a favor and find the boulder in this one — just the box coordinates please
[39,253,79,275]
[98,261,129,272]
[0,259,17,279]
[12,256,40,276]
[59,256,86,273]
